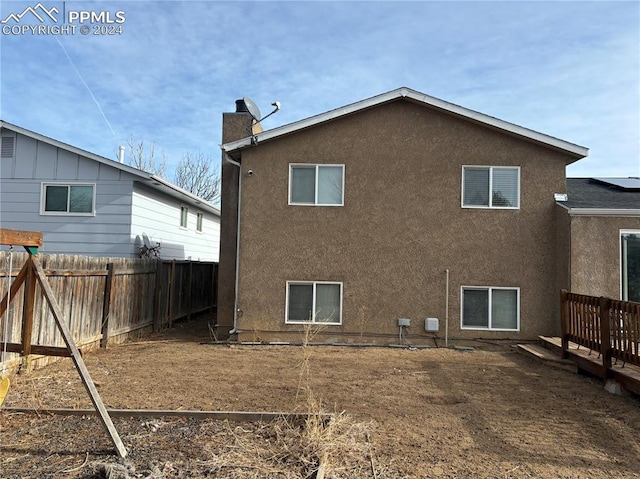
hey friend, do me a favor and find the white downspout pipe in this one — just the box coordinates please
[445,269,449,348]
[224,152,242,335]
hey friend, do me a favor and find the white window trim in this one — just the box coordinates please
[40,182,96,216]
[461,165,520,210]
[285,280,343,325]
[460,286,520,331]
[288,163,345,206]
[180,205,189,229]
[620,229,640,301]
[196,211,204,233]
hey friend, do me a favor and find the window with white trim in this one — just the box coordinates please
[461,286,519,331]
[41,183,95,215]
[180,206,188,228]
[462,166,520,208]
[289,164,344,206]
[196,212,204,232]
[286,281,342,324]
[621,231,640,302]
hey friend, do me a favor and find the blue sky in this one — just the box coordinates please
[1,0,638,180]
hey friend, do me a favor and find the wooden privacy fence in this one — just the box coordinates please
[560,289,640,380]
[0,252,217,371]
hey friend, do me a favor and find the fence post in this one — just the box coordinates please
[560,289,569,359]
[212,263,218,312]
[153,260,163,332]
[187,261,193,321]
[168,260,176,328]
[100,263,114,348]
[20,257,37,372]
[599,296,612,381]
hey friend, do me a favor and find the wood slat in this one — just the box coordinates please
[0,228,43,247]
[1,342,73,357]
[1,407,331,423]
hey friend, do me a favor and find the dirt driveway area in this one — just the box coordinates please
[1,317,639,478]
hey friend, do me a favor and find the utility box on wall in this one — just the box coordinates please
[398,318,411,327]
[425,317,439,332]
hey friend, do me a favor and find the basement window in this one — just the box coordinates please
[285,281,342,324]
[41,183,95,215]
[461,286,519,331]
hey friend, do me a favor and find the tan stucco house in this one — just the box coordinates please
[217,87,590,344]
[559,178,640,302]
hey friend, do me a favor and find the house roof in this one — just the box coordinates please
[0,120,219,216]
[560,178,640,216]
[221,87,589,161]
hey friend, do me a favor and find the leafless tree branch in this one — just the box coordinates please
[173,151,220,204]
[126,135,167,177]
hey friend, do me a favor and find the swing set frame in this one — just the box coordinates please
[0,228,127,458]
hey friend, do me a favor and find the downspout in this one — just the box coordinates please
[445,269,449,348]
[223,152,242,335]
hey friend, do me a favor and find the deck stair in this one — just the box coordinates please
[516,338,578,372]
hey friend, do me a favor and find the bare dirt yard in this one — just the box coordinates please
[1,316,640,478]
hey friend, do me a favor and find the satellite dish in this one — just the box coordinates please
[238,96,281,145]
[242,97,262,122]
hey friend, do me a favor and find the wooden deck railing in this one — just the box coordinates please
[609,299,640,367]
[561,290,640,375]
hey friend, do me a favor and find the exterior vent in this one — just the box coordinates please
[1,137,14,158]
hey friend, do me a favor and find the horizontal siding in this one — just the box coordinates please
[0,131,137,257]
[1,129,218,260]
[0,181,134,256]
[131,183,219,261]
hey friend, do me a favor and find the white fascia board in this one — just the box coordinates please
[150,175,220,216]
[221,87,589,158]
[567,208,640,217]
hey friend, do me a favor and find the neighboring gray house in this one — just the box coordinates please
[0,120,220,260]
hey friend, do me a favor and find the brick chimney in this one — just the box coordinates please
[217,101,254,338]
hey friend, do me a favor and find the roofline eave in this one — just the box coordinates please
[1,120,219,215]
[563,207,640,217]
[221,87,589,159]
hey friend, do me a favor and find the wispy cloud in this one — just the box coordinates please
[1,1,637,178]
